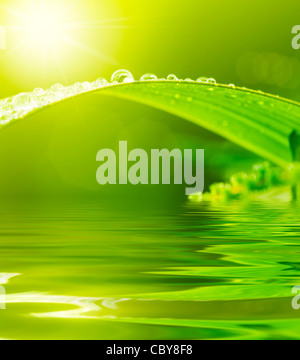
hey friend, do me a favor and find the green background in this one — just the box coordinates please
[0,0,300,340]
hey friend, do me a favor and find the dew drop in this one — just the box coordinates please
[140,73,158,81]
[0,114,13,125]
[33,88,45,96]
[12,93,37,112]
[167,74,178,81]
[94,77,108,88]
[196,77,208,83]
[73,82,85,92]
[51,84,64,91]
[0,98,12,111]
[82,81,92,90]
[50,89,65,101]
[111,70,134,83]
[207,78,217,84]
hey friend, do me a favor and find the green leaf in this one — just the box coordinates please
[97,82,300,167]
[3,81,300,167]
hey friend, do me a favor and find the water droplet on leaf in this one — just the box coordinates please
[12,93,37,112]
[111,70,134,83]
[94,77,108,88]
[33,88,45,96]
[140,73,158,81]
[196,77,208,83]
[207,78,217,84]
[167,74,178,81]
[51,84,64,91]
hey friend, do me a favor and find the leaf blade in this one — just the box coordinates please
[4,81,300,167]
[98,82,300,167]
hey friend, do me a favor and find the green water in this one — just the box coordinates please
[0,199,300,340]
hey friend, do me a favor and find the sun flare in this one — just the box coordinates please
[23,9,64,45]
[1,0,122,85]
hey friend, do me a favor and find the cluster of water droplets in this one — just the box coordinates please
[0,69,221,125]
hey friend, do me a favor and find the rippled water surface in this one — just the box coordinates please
[0,199,300,340]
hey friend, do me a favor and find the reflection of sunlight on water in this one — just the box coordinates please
[0,273,20,285]
[1,273,104,319]
[1,201,300,339]
[6,290,103,319]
